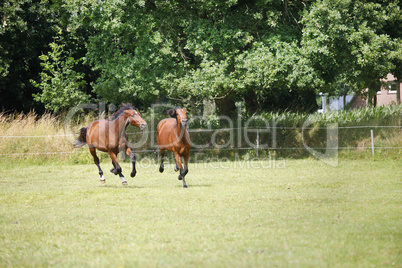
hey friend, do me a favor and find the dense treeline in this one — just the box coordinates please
[1,0,401,115]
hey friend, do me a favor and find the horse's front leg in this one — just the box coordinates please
[108,151,127,185]
[174,162,180,172]
[174,152,187,188]
[183,152,189,177]
[125,147,136,177]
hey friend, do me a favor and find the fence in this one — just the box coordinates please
[0,125,401,159]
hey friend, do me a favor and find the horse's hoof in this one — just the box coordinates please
[122,181,128,186]
[183,185,188,188]
[174,167,179,172]
[100,179,105,184]
[159,166,164,173]
[178,175,183,181]
[130,171,136,177]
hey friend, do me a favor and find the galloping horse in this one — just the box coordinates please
[73,103,147,185]
[157,107,191,188]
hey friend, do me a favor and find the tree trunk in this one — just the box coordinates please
[215,95,236,118]
[368,81,379,107]
[244,89,260,114]
[397,78,401,105]
[343,90,348,110]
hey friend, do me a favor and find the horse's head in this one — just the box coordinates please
[168,107,188,128]
[124,109,147,130]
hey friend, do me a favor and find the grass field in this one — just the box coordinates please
[0,158,401,267]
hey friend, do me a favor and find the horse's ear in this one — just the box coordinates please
[167,109,176,118]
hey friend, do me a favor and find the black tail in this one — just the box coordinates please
[73,127,87,148]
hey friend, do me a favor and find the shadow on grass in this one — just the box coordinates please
[97,185,144,189]
[96,183,212,189]
[174,184,212,188]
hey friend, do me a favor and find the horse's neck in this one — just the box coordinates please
[175,121,182,135]
[176,121,189,144]
[112,116,129,137]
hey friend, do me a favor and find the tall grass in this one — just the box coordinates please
[0,105,401,162]
[307,104,402,126]
[0,112,69,157]
[0,112,94,161]
[256,104,402,126]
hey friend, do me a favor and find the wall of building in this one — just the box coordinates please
[377,73,399,106]
[349,73,400,109]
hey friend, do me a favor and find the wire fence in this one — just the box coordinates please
[0,125,401,157]
[1,125,400,138]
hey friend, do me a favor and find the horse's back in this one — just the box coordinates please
[86,120,100,142]
[86,120,109,152]
[157,118,176,133]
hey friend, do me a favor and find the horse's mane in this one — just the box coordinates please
[109,103,134,121]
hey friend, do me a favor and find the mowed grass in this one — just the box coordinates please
[0,158,400,267]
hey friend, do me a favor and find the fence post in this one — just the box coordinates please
[256,129,259,158]
[370,129,374,158]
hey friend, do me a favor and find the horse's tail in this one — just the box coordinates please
[73,127,87,148]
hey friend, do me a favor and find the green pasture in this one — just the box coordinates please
[0,158,400,267]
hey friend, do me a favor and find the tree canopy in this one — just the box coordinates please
[1,0,401,114]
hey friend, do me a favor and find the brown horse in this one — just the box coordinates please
[157,107,191,188]
[73,103,147,185]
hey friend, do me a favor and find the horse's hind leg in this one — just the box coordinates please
[125,147,136,177]
[109,151,127,185]
[90,148,105,183]
[159,149,165,173]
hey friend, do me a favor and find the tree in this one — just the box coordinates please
[67,0,181,110]
[3,0,401,114]
[234,40,320,113]
[58,0,319,115]
[385,1,402,104]
[0,0,55,112]
[170,0,318,114]
[300,0,400,105]
[31,41,90,113]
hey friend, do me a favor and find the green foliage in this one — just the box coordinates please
[1,0,401,113]
[0,0,56,112]
[300,0,400,97]
[31,42,90,113]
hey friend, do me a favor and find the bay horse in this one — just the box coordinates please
[73,103,147,185]
[157,107,191,188]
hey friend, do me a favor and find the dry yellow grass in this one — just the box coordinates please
[0,108,400,161]
[0,112,82,158]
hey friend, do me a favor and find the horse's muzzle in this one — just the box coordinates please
[140,123,148,130]
[181,119,188,128]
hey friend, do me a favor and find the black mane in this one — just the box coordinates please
[109,103,134,120]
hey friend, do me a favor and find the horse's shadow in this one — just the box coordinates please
[97,184,143,189]
[174,184,212,188]
[96,183,212,189]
